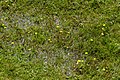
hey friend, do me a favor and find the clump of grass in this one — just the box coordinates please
[0,0,120,79]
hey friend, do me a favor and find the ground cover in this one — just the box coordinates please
[0,0,120,79]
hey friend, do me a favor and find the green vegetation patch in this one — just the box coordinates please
[0,0,120,79]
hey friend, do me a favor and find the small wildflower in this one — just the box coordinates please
[49,40,52,43]
[76,60,84,64]
[59,30,63,33]
[1,18,3,21]
[12,4,15,6]
[81,60,84,62]
[93,58,96,60]
[48,39,52,43]
[48,39,51,41]
[56,25,60,28]
[67,32,70,34]
[2,24,5,26]
[4,27,7,29]
[101,32,104,35]
[40,18,43,20]
[11,42,14,44]
[102,28,105,31]
[102,68,105,71]
[35,32,37,35]
[28,31,30,33]
[68,52,70,55]
[103,24,106,26]
[85,52,88,55]
[2,24,7,28]
[28,48,31,51]
[90,39,93,42]
[5,1,7,2]
[66,46,69,48]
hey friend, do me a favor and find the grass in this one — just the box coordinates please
[0,0,120,80]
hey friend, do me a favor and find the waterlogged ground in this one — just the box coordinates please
[0,0,120,80]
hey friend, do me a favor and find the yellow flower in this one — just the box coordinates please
[4,27,7,29]
[102,68,105,71]
[2,24,7,28]
[40,18,43,20]
[101,32,104,35]
[48,39,52,43]
[67,32,70,34]
[90,39,93,42]
[5,0,8,2]
[103,24,106,26]
[35,32,37,35]
[48,39,51,41]
[49,41,52,43]
[28,48,31,51]
[59,30,63,33]
[102,28,105,31]
[66,46,69,48]
[76,60,84,64]
[93,58,96,60]
[56,25,60,28]
[11,42,14,44]
[1,18,3,21]
[28,31,30,33]
[85,52,88,55]
[2,24,5,26]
